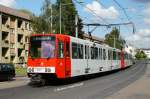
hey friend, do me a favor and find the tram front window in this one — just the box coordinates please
[29,36,55,58]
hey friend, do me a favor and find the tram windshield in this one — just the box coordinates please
[29,36,56,58]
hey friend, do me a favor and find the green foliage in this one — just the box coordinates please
[104,27,125,50]
[31,0,84,38]
[135,50,147,60]
[31,0,52,33]
[15,67,27,76]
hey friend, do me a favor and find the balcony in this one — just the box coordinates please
[1,40,9,47]
[17,28,24,34]
[17,42,24,48]
[2,57,9,63]
[25,44,29,50]
[2,24,9,32]
[10,34,15,43]
[10,48,15,56]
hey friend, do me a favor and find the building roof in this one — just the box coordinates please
[0,4,30,20]
[83,33,105,44]
[139,48,150,51]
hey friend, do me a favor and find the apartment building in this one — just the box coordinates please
[0,5,32,67]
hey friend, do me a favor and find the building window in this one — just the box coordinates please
[25,36,29,43]
[29,23,32,31]
[18,20,23,28]
[25,22,28,30]
[2,15,8,25]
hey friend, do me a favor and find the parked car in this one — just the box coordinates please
[0,63,15,81]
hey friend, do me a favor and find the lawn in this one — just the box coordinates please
[15,67,27,77]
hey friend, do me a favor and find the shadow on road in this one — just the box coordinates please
[28,66,132,87]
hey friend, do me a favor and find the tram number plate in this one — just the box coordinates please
[34,68,45,73]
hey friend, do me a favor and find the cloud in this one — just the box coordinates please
[127,8,137,13]
[144,18,150,24]
[143,7,150,16]
[84,1,119,20]
[132,0,150,3]
[138,29,150,37]
[142,6,150,24]
[0,0,16,7]
[126,29,150,48]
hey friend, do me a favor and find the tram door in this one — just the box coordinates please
[121,50,125,69]
[64,38,71,77]
[85,45,90,73]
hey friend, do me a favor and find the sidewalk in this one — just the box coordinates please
[0,77,30,90]
[106,64,150,99]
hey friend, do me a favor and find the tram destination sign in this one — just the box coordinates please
[31,36,55,41]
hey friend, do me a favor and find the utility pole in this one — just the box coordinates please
[59,3,61,34]
[50,0,53,33]
[114,36,116,48]
[75,15,78,38]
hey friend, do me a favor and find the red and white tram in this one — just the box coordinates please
[27,34,133,82]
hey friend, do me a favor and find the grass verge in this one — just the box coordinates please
[15,67,27,77]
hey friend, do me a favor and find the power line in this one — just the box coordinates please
[112,0,130,21]
[95,0,135,34]
[74,0,109,24]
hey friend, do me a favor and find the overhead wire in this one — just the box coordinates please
[112,0,130,22]
[96,0,135,34]
[74,0,109,24]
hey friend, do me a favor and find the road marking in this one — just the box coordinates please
[54,82,84,92]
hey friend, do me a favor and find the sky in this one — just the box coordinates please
[0,0,150,49]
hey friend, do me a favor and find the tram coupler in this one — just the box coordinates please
[30,74,46,86]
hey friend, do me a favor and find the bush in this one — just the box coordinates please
[15,67,27,77]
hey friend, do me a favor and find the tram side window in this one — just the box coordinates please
[78,44,83,59]
[113,51,116,60]
[58,42,64,58]
[72,43,83,59]
[66,42,70,57]
[116,52,118,60]
[91,47,94,59]
[85,45,89,59]
[103,49,106,60]
[91,47,98,59]
[72,43,78,59]
[108,50,112,60]
[118,52,121,60]
[100,48,103,59]
[95,47,98,59]
[99,48,101,59]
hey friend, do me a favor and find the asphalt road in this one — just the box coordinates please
[0,62,147,99]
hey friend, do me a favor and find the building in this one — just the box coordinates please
[83,33,105,44]
[0,5,32,67]
[124,44,136,58]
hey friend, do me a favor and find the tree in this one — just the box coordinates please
[31,0,84,38]
[54,0,84,37]
[135,50,147,60]
[31,0,53,33]
[104,27,125,50]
